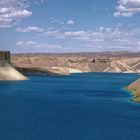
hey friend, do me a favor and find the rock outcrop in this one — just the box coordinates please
[11,53,140,74]
[127,79,140,102]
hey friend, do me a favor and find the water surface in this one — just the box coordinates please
[0,73,140,140]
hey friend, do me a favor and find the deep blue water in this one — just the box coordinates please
[0,73,140,140]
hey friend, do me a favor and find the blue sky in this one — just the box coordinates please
[0,0,140,53]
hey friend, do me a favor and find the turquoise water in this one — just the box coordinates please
[0,73,140,140]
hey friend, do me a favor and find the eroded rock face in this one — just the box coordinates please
[127,79,140,102]
[11,53,140,74]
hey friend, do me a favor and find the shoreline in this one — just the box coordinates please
[127,78,140,103]
[14,64,140,103]
[127,88,140,103]
[16,66,140,75]
[15,66,87,76]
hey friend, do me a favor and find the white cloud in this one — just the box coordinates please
[114,0,140,17]
[49,17,64,25]
[42,28,121,41]
[46,44,62,49]
[15,41,64,53]
[49,17,75,25]
[16,41,24,46]
[0,0,32,28]
[16,26,44,32]
[41,26,140,51]
[15,26,140,51]
[16,41,38,47]
[66,20,75,25]
[34,0,46,4]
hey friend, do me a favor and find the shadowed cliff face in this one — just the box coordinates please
[11,54,140,74]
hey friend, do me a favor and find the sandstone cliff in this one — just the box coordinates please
[127,79,140,102]
[11,54,140,75]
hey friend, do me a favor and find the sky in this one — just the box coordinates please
[0,0,140,53]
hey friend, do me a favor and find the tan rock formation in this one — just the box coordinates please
[127,79,140,102]
[11,53,140,74]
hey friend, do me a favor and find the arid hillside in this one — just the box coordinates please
[128,78,140,102]
[11,53,140,75]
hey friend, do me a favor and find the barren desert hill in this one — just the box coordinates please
[11,52,140,74]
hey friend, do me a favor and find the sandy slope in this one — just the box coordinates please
[127,78,140,102]
[12,54,140,74]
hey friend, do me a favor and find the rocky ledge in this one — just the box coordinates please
[11,53,140,74]
[127,79,140,102]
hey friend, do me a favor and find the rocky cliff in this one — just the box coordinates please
[11,53,140,74]
[127,79,140,102]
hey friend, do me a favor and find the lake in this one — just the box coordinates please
[0,73,140,140]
